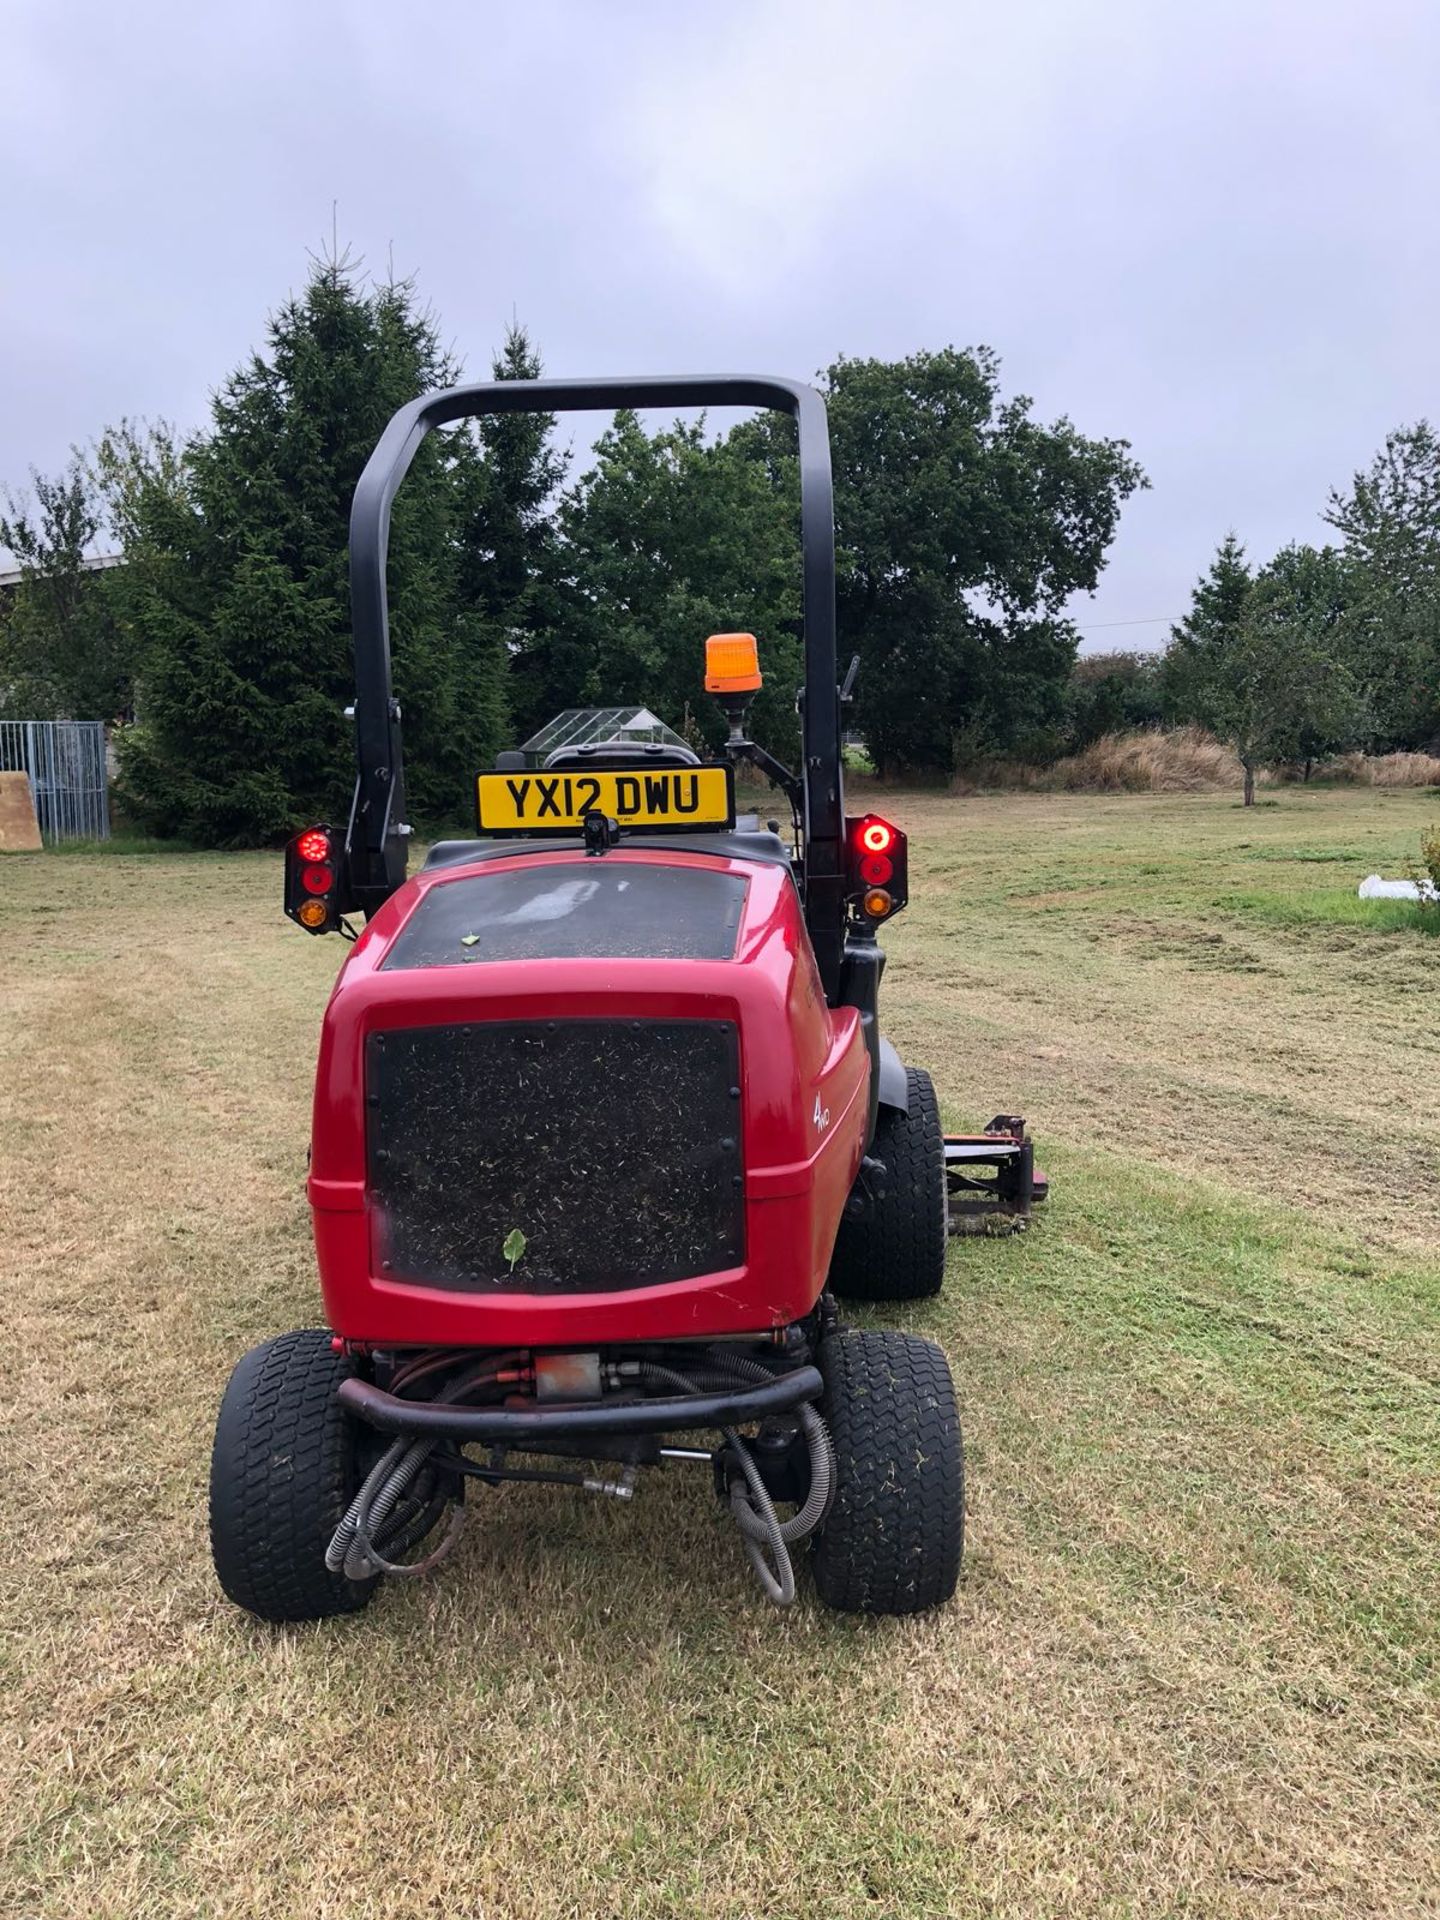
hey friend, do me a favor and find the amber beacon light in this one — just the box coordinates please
[704,632,763,694]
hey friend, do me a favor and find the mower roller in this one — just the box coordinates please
[209,375,1046,1621]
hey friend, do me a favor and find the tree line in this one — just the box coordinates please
[1053,429,1440,801]
[4,252,1434,836]
[0,254,1144,842]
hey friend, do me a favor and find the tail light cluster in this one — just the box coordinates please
[284,826,351,935]
[845,814,908,923]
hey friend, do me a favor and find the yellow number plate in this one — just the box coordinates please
[476,764,735,834]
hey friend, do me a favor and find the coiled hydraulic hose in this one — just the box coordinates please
[328,1433,466,1580]
[640,1352,834,1608]
[326,1357,503,1580]
[697,1352,836,1546]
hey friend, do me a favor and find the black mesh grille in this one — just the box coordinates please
[366,1020,744,1292]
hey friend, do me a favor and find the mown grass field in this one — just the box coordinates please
[2,787,1437,1918]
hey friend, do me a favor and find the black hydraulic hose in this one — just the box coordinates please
[725,1434,795,1607]
[337,1367,823,1442]
[344,1438,460,1579]
[379,1483,453,1559]
[638,1353,837,1608]
[327,1357,507,1579]
[638,1359,795,1606]
[689,1350,836,1545]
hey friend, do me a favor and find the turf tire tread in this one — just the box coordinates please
[811,1329,963,1615]
[830,1066,947,1301]
[209,1330,378,1623]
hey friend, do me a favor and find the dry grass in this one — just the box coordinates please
[1320,751,1440,788]
[959,733,1440,797]
[2,789,1438,1917]
[1037,726,1241,794]
[953,728,1241,795]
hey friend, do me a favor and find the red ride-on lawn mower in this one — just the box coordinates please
[210,376,1045,1620]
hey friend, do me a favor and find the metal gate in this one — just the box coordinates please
[0,720,110,843]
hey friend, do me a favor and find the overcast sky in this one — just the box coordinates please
[4,0,1437,647]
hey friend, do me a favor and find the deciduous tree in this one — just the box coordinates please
[1325,422,1440,750]
[1062,650,1166,750]
[523,411,803,756]
[0,456,129,721]
[1171,540,1363,803]
[821,350,1146,774]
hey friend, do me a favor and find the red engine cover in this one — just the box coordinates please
[307,847,869,1345]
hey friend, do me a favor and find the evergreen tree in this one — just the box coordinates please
[463,325,570,751]
[112,256,508,843]
[1161,533,1253,727]
[463,324,567,626]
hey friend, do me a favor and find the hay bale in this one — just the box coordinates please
[0,771,42,851]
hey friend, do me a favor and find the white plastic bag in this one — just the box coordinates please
[1358,873,1437,902]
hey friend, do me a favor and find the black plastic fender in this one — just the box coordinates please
[876,1036,909,1113]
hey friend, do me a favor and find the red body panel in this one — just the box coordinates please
[308,848,869,1344]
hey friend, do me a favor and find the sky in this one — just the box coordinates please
[3,0,1438,649]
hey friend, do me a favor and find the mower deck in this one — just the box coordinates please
[945,1116,1049,1231]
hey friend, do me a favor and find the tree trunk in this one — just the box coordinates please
[1243,761,1255,806]
[1304,757,1312,783]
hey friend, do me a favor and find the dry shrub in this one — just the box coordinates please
[1046,727,1242,792]
[1279,750,1440,787]
[954,728,1242,794]
[954,734,1440,796]
[1324,750,1440,787]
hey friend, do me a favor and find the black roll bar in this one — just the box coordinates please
[347,375,848,994]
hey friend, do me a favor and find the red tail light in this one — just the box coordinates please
[284,825,349,935]
[846,814,908,922]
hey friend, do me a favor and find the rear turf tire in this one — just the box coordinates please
[210,1330,379,1623]
[830,1066,947,1301]
[811,1329,963,1615]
